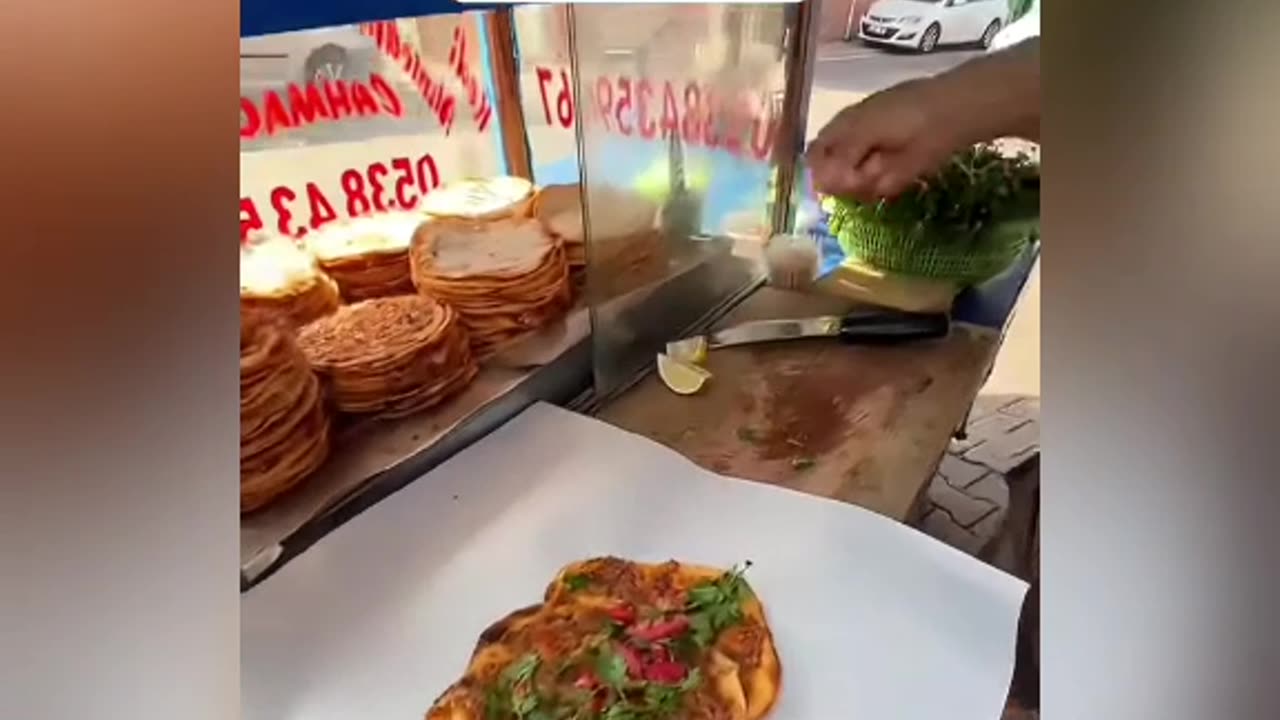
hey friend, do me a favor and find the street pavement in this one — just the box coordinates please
[813,41,983,96]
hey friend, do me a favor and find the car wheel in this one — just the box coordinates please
[919,23,941,53]
[304,43,349,85]
[979,20,1002,49]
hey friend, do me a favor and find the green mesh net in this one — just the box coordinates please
[832,213,1038,285]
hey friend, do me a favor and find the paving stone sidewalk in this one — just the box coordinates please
[916,394,1040,556]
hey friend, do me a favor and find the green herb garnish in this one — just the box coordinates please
[684,561,754,647]
[563,574,591,592]
[594,646,630,690]
[486,653,551,720]
[642,668,701,716]
[504,653,542,687]
[597,668,702,720]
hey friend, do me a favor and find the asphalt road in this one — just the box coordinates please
[813,43,983,96]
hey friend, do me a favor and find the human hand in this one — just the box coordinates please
[806,79,964,202]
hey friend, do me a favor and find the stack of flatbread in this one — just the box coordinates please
[409,218,571,359]
[307,213,425,301]
[421,176,536,224]
[532,184,587,284]
[240,234,341,329]
[240,311,331,514]
[534,183,666,296]
[297,295,477,418]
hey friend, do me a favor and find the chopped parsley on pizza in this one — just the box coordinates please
[425,558,780,720]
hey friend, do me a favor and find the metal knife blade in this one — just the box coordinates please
[705,316,843,349]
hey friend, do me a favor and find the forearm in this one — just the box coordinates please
[928,38,1041,145]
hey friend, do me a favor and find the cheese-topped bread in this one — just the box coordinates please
[307,213,425,261]
[240,235,321,297]
[421,176,535,222]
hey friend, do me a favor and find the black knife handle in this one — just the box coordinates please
[837,310,950,345]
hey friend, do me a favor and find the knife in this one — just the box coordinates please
[703,309,950,350]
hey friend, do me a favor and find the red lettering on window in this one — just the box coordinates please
[446,24,491,133]
[637,80,656,139]
[262,91,293,136]
[660,82,680,139]
[324,81,353,119]
[448,26,464,71]
[305,182,338,229]
[385,25,401,57]
[369,74,403,117]
[286,83,331,126]
[351,82,378,116]
[440,96,456,135]
[240,97,261,140]
[240,197,264,241]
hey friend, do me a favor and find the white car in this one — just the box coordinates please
[989,0,1039,51]
[859,0,1009,54]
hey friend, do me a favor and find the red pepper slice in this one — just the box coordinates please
[574,671,600,690]
[606,603,637,625]
[643,660,688,685]
[628,615,690,642]
[650,645,673,664]
[616,643,645,678]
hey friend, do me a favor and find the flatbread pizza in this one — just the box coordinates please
[427,557,780,720]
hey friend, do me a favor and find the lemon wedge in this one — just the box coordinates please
[656,353,712,395]
[664,336,709,366]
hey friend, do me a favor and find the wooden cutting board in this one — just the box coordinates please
[598,287,998,522]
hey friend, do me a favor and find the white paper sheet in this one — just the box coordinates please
[242,403,1028,720]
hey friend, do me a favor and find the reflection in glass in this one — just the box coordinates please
[565,4,811,396]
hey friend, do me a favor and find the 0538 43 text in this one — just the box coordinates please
[240,153,440,242]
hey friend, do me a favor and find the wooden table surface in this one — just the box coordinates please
[597,287,999,523]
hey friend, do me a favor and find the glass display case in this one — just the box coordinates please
[239,2,817,586]
[559,3,818,395]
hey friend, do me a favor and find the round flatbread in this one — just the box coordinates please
[296,295,478,417]
[239,310,331,513]
[409,218,572,359]
[426,557,781,720]
[307,214,427,301]
[240,235,341,328]
[421,176,535,222]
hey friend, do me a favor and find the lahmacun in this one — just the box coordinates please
[298,295,478,418]
[427,557,781,720]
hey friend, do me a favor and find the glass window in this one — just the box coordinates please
[239,14,507,245]
[559,4,802,394]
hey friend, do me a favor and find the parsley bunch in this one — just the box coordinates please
[826,144,1040,252]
